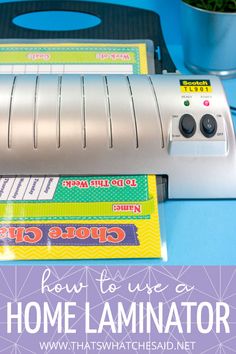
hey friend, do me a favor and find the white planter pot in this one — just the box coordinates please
[181,1,236,78]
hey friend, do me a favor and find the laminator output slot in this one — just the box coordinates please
[156,175,168,202]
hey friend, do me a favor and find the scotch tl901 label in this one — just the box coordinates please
[180,79,212,93]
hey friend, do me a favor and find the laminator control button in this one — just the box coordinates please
[200,114,217,138]
[179,114,196,138]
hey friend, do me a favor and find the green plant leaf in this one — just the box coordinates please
[183,0,236,12]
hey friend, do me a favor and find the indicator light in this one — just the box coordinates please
[203,100,210,106]
[184,100,190,107]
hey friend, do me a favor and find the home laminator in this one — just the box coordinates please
[0,74,234,199]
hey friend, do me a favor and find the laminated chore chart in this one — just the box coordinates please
[0,42,149,74]
[0,177,59,201]
[0,41,163,260]
[0,176,162,260]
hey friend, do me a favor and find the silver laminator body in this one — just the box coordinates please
[0,74,234,199]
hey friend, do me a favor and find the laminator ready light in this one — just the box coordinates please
[0,74,234,199]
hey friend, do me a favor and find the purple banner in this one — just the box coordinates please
[0,224,138,246]
[0,266,235,353]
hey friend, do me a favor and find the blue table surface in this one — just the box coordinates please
[0,0,236,266]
